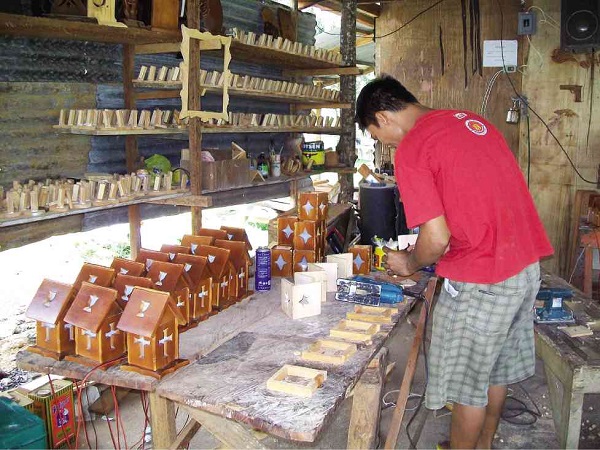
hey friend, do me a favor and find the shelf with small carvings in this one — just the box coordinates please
[0,190,190,228]
[55,126,344,136]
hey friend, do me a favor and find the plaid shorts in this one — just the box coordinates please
[425,262,541,409]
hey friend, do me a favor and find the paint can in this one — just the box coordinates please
[301,141,325,169]
[255,246,272,291]
[270,154,281,177]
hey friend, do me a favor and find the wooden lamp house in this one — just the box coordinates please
[214,239,251,300]
[135,248,170,273]
[220,226,253,250]
[73,263,115,291]
[173,253,213,321]
[181,235,215,255]
[25,279,76,360]
[110,257,145,277]
[112,273,154,309]
[145,260,191,327]
[160,244,191,262]
[117,287,188,379]
[63,282,125,366]
[196,228,228,241]
[192,245,231,310]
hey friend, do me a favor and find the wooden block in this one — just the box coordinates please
[271,245,293,277]
[294,270,327,303]
[157,66,168,82]
[298,192,320,220]
[326,253,353,279]
[330,319,380,343]
[557,325,594,337]
[138,65,148,81]
[349,245,373,275]
[147,65,157,81]
[301,339,357,365]
[293,250,316,272]
[307,262,338,292]
[281,278,321,319]
[346,305,397,324]
[266,365,327,398]
[294,220,318,251]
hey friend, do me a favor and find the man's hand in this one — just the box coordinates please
[382,247,416,277]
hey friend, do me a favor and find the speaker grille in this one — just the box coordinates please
[566,10,599,41]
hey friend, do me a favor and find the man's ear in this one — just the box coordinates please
[374,111,387,126]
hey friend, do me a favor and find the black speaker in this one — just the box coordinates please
[561,0,600,52]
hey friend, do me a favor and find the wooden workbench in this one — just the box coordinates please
[535,270,600,448]
[17,274,433,448]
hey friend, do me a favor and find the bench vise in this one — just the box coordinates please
[535,287,575,324]
[335,276,404,306]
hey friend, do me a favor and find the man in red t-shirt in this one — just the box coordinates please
[356,76,553,449]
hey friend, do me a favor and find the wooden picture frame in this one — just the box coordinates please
[180,26,231,122]
[301,339,357,365]
[266,365,327,398]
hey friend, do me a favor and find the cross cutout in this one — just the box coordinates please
[134,336,151,359]
[105,322,119,350]
[238,269,246,288]
[83,329,97,351]
[198,286,208,308]
[159,328,173,357]
[176,294,185,308]
[64,323,75,341]
[42,322,55,342]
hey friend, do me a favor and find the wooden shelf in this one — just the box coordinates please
[0,191,189,228]
[0,13,180,45]
[56,126,344,136]
[133,81,350,108]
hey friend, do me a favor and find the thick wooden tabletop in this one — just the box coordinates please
[535,270,600,370]
[156,276,429,442]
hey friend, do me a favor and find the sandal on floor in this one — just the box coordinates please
[436,441,451,450]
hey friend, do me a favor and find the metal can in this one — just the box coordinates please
[255,246,272,291]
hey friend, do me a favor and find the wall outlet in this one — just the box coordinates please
[518,12,536,35]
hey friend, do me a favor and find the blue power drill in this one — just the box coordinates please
[335,276,403,306]
[534,287,575,324]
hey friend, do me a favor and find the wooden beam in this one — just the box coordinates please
[149,393,177,449]
[148,194,213,207]
[135,42,181,54]
[283,67,362,77]
[298,1,375,28]
[169,420,202,450]
[135,90,182,100]
[296,102,352,110]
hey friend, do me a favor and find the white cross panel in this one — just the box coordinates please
[42,322,56,342]
[198,286,208,308]
[159,328,173,357]
[134,336,151,359]
[82,329,97,351]
[64,323,75,341]
[105,322,120,350]
[176,295,185,307]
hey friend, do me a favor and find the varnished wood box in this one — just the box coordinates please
[160,244,191,261]
[64,282,125,366]
[294,220,319,251]
[117,287,188,379]
[25,279,76,360]
[271,245,293,277]
[349,245,373,275]
[293,250,317,272]
[277,216,298,247]
[298,192,329,221]
[202,159,250,191]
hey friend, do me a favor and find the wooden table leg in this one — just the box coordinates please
[347,347,389,449]
[545,363,584,448]
[149,392,177,448]
[182,406,267,449]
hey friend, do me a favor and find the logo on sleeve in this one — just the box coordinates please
[465,119,488,136]
[453,112,467,120]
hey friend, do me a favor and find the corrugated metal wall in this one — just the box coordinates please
[1,0,317,245]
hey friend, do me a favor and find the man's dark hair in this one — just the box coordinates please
[355,75,419,131]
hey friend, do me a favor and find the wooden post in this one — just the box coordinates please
[123,43,141,259]
[149,392,177,448]
[347,347,388,449]
[336,0,357,203]
[187,0,203,233]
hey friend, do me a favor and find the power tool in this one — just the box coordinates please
[335,276,404,306]
[534,287,575,324]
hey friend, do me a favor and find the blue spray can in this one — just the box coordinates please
[255,246,272,291]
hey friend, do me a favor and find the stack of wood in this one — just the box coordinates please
[55,108,187,131]
[1,173,187,218]
[230,27,343,64]
[226,112,339,128]
[271,191,329,277]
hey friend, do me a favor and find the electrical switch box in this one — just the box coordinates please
[518,12,536,35]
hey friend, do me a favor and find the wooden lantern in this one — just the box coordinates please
[135,248,170,273]
[271,245,293,277]
[146,261,191,326]
[73,263,115,291]
[307,262,338,292]
[25,280,76,360]
[294,220,319,251]
[173,253,213,321]
[196,228,228,240]
[160,244,191,261]
[192,245,231,310]
[293,250,317,272]
[298,192,320,221]
[117,287,188,379]
[181,235,215,254]
[315,192,329,221]
[214,239,251,300]
[326,253,354,279]
[64,282,125,367]
[277,216,297,246]
[349,245,373,275]
[220,225,253,250]
[281,278,322,320]
[110,257,145,277]
[112,273,154,308]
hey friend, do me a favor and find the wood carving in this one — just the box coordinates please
[294,250,317,273]
[326,253,353,279]
[346,305,397,324]
[180,26,231,122]
[196,228,228,240]
[173,254,213,321]
[73,263,116,292]
[277,216,298,247]
[190,245,231,310]
[329,319,380,344]
[266,365,327,398]
[87,0,126,27]
[307,262,338,292]
[294,220,319,251]
[220,225,253,250]
[117,287,188,378]
[295,270,327,303]
[145,261,191,327]
[301,339,357,365]
[214,239,251,301]
[25,280,76,360]
[271,245,293,278]
[64,282,125,366]
[160,244,191,262]
[349,245,373,275]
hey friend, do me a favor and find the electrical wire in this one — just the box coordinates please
[375,0,446,40]
[526,114,531,187]
[501,384,542,426]
[495,0,597,185]
[480,69,505,117]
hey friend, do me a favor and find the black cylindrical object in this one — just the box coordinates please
[358,182,408,245]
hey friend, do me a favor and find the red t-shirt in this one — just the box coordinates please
[395,109,553,284]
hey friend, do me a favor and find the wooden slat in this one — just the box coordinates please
[230,40,340,70]
[58,126,344,135]
[0,13,180,44]
[135,90,182,100]
[147,194,212,207]
[135,42,181,54]
[169,420,202,450]
[283,67,362,77]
